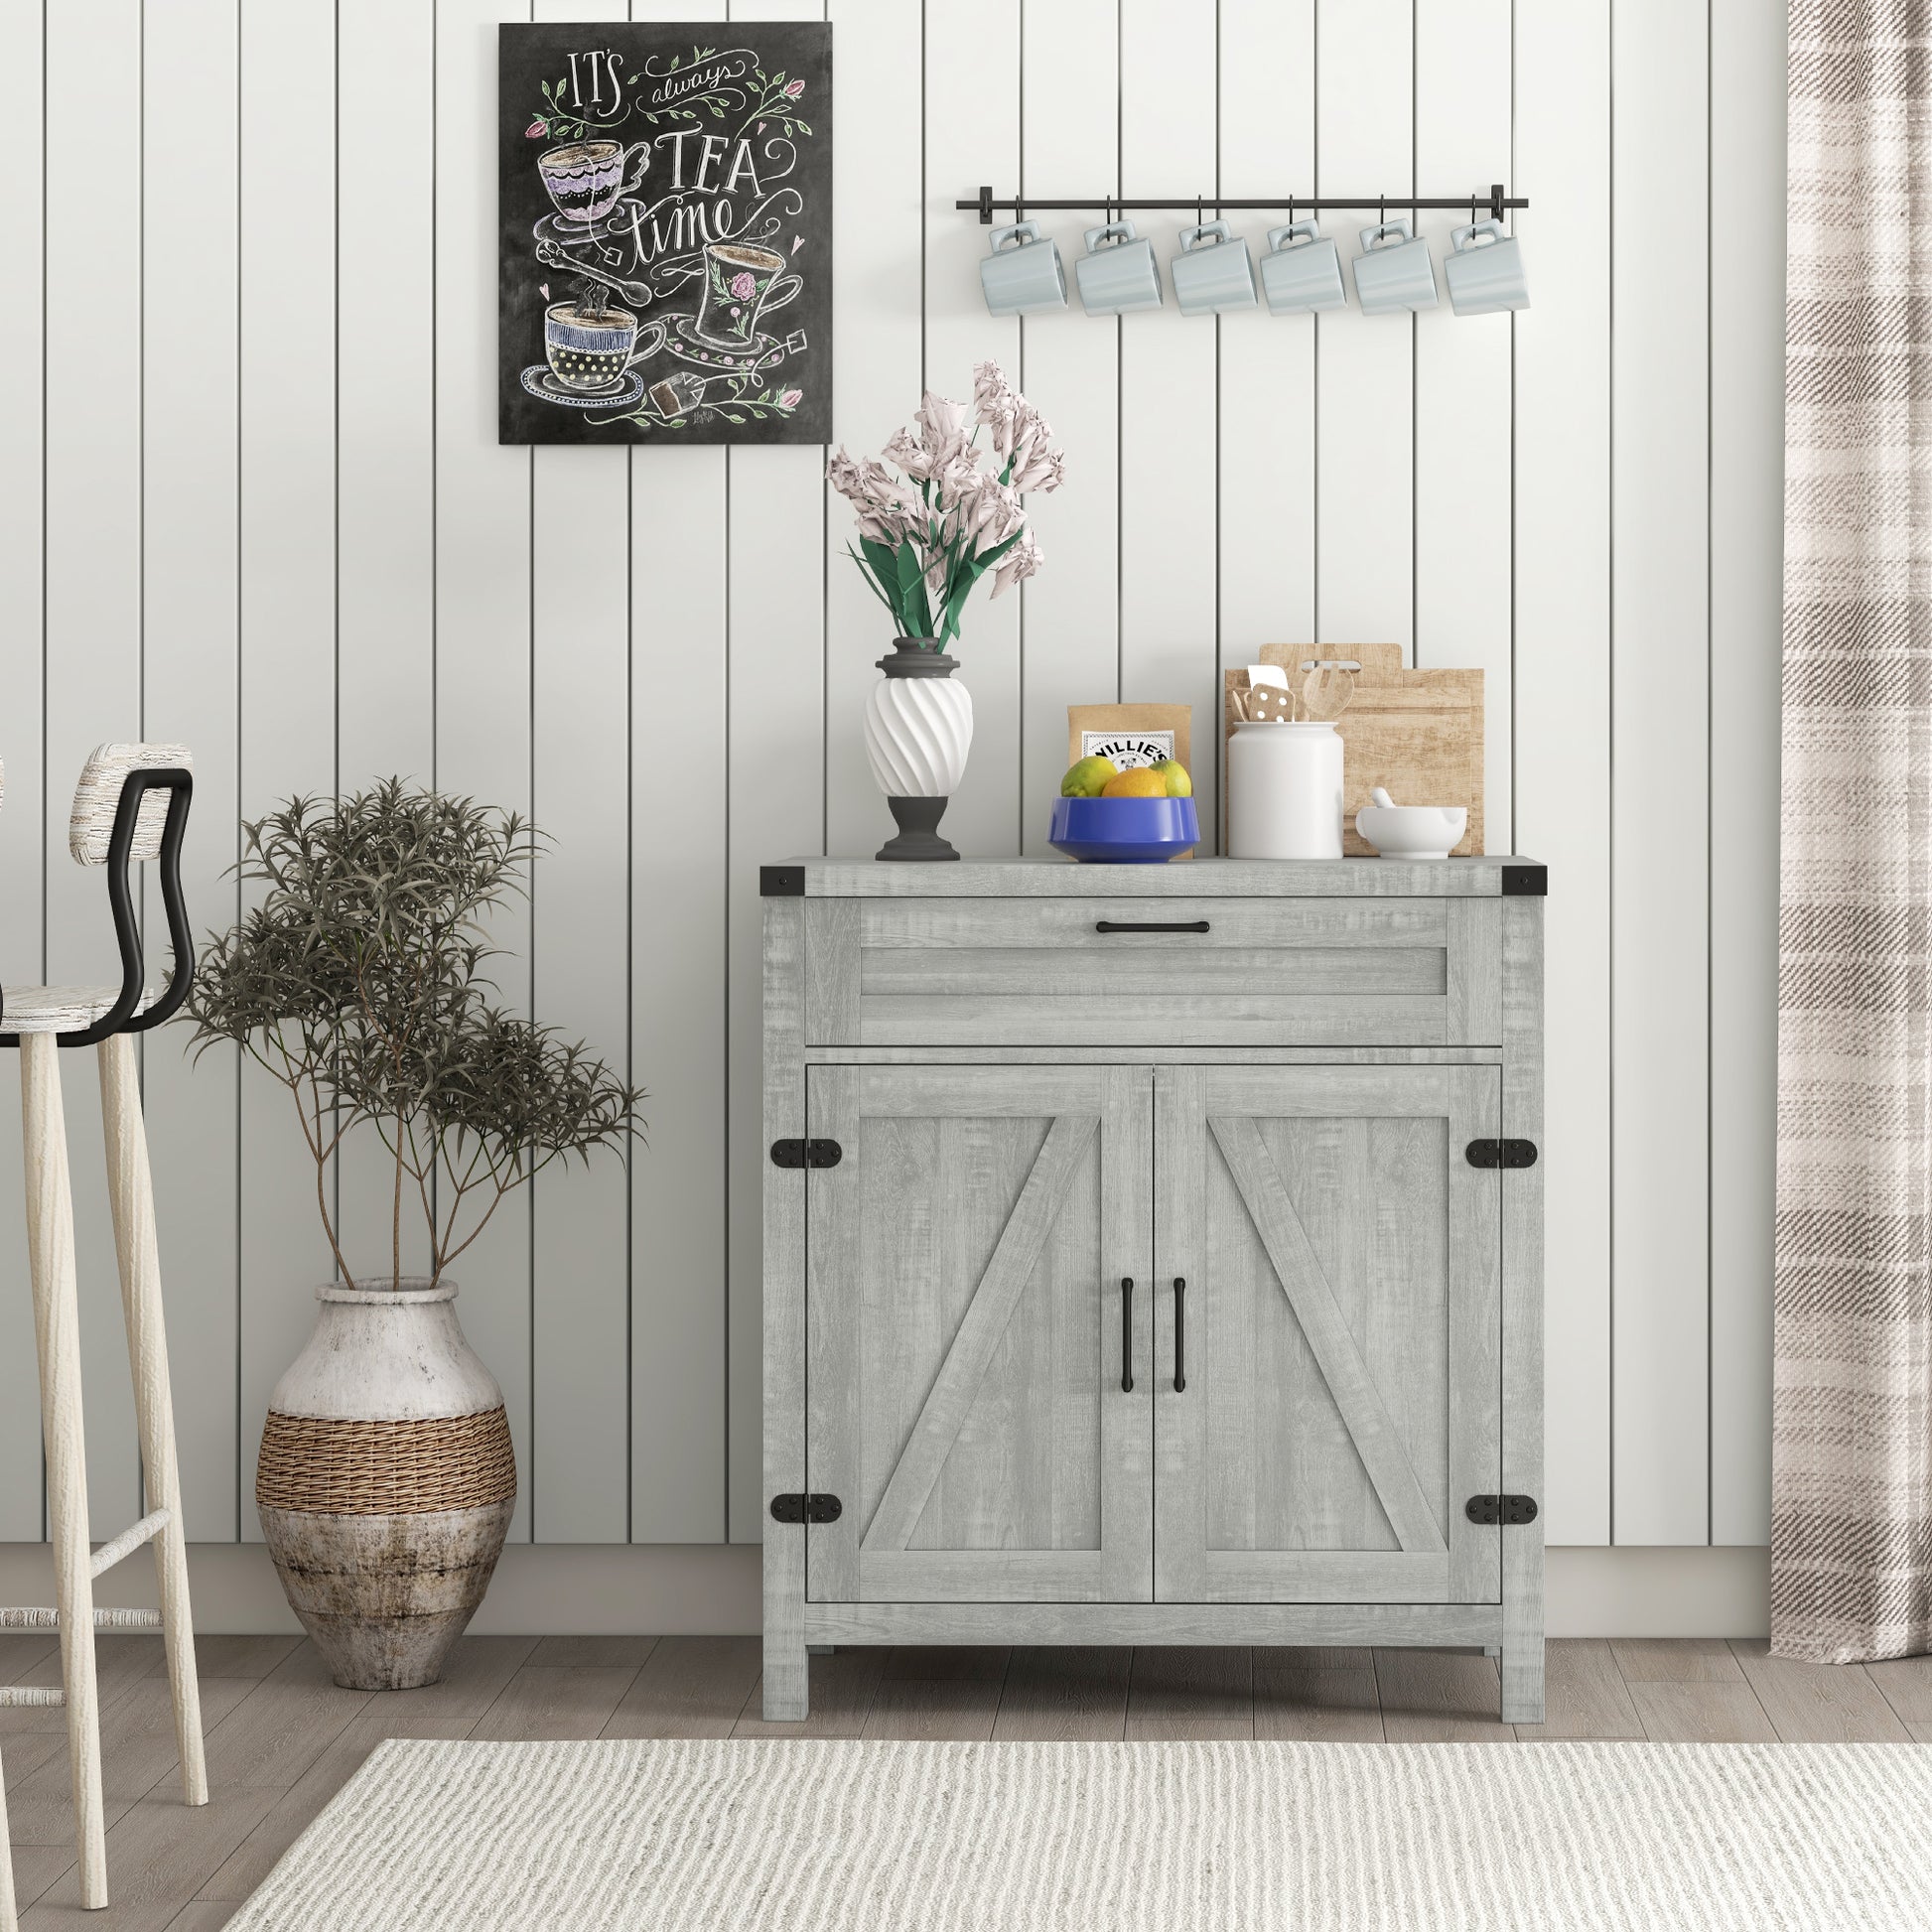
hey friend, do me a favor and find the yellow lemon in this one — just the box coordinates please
[1101,766,1170,799]
[1060,755,1119,798]
[1152,759,1192,798]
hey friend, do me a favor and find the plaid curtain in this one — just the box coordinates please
[1774,0,1932,1661]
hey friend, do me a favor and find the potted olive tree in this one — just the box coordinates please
[185,781,641,1689]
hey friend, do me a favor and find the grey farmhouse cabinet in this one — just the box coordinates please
[761,857,1545,1724]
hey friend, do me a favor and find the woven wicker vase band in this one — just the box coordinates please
[256,1407,517,1515]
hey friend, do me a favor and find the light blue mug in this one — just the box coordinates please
[1075,219,1164,316]
[1351,218,1439,316]
[1171,220,1257,316]
[979,221,1067,318]
[1445,218,1529,315]
[1260,218,1348,315]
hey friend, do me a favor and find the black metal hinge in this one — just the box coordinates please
[1465,1138,1538,1171]
[770,1493,842,1525]
[759,865,805,897]
[1466,1494,1539,1527]
[770,1139,842,1170]
[1501,864,1547,897]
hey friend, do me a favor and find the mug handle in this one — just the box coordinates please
[1084,219,1137,252]
[1450,217,1506,253]
[622,318,670,367]
[989,220,1042,254]
[620,140,652,196]
[1268,218,1321,253]
[1178,218,1234,251]
[756,273,804,319]
[1359,218,1415,250]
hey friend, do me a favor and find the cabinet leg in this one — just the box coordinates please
[1500,1636,1545,1725]
[762,1628,809,1722]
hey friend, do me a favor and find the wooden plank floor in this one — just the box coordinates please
[3,1633,1921,1926]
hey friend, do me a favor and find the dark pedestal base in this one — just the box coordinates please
[877,795,960,862]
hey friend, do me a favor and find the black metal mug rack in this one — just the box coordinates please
[960,183,1526,224]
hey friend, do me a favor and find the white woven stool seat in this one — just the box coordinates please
[2,985,156,1035]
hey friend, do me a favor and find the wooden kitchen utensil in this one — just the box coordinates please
[1223,644,1483,855]
[1300,661,1356,722]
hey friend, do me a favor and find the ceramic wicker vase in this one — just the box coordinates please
[256,1279,515,1691]
[862,638,973,860]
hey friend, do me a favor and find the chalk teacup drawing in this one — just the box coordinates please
[536,140,650,226]
[541,300,668,393]
[689,241,802,350]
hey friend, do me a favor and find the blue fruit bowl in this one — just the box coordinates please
[1048,794,1200,863]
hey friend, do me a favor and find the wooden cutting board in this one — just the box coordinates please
[1223,643,1484,856]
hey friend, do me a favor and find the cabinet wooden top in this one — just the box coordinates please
[760,857,1548,899]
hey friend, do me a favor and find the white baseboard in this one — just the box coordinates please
[0,1542,1769,1639]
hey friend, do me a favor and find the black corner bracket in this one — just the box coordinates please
[1501,864,1548,897]
[1466,1139,1539,1171]
[1466,1494,1539,1527]
[760,865,805,897]
[771,1138,842,1170]
[770,1493,842,1525]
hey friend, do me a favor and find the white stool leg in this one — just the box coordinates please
[21,1033,107,1909]
[1,1739,18,1932]
[98,1034,207,1809]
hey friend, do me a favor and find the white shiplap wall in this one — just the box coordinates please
[0,0,1784,1555]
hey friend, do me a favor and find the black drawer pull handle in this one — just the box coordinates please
[1173,1277,1186,1392]
[1120,1278,1135,1393]
[1094,919,1210,934]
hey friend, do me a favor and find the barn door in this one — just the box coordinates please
[806,1064,1153,1603]
[1154,1064,1501,1603]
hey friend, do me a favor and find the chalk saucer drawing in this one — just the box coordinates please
[520,366,649,409]
[498,23,833,446]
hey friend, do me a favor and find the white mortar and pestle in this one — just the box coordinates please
[1355,785,1467,860]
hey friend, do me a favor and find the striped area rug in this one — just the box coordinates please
[227,1736,1932,1930]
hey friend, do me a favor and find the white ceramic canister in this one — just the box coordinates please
[1227,720,1344,859]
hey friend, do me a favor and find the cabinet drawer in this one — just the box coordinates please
[804,896,1500,1046]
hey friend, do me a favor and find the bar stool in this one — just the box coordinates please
[0,744,207,1911]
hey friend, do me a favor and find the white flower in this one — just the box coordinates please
[991,527,1043,598]
[881,426,932,481]
[1010,444,1066,494]
[973,360,1016,424]
[915,389,970,457]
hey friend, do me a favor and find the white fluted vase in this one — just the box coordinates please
[863,639,973,860]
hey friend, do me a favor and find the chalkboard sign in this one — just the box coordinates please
[498,24,832,445]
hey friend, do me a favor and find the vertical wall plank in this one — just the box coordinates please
[337,0,439,1284]
[726,0,828,1542]
[1313,0,1414,653]
[339,0,438,794]
[1413,0,1513,843]
[237,0,341,1540]
[143,0,242,1540]
[1118,0,1217,819]
[1218,0,1315,844]
[1709,0,1784,1547]
[922,0,1022,859]
[524,0,631,1545]
[1017,0,1120,852]
[627,2,729,1547]
[45,0,144,1530]
[0,0,47,1540]
[825,0,924,860]
[1513,0,1613,1546]
[1611,0,1711,1545]
[437,0,535,1542]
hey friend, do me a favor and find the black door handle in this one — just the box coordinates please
[1120,1278,1134,1393]
[1094,919,1209,934]
[1173,1277,1186,1392]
